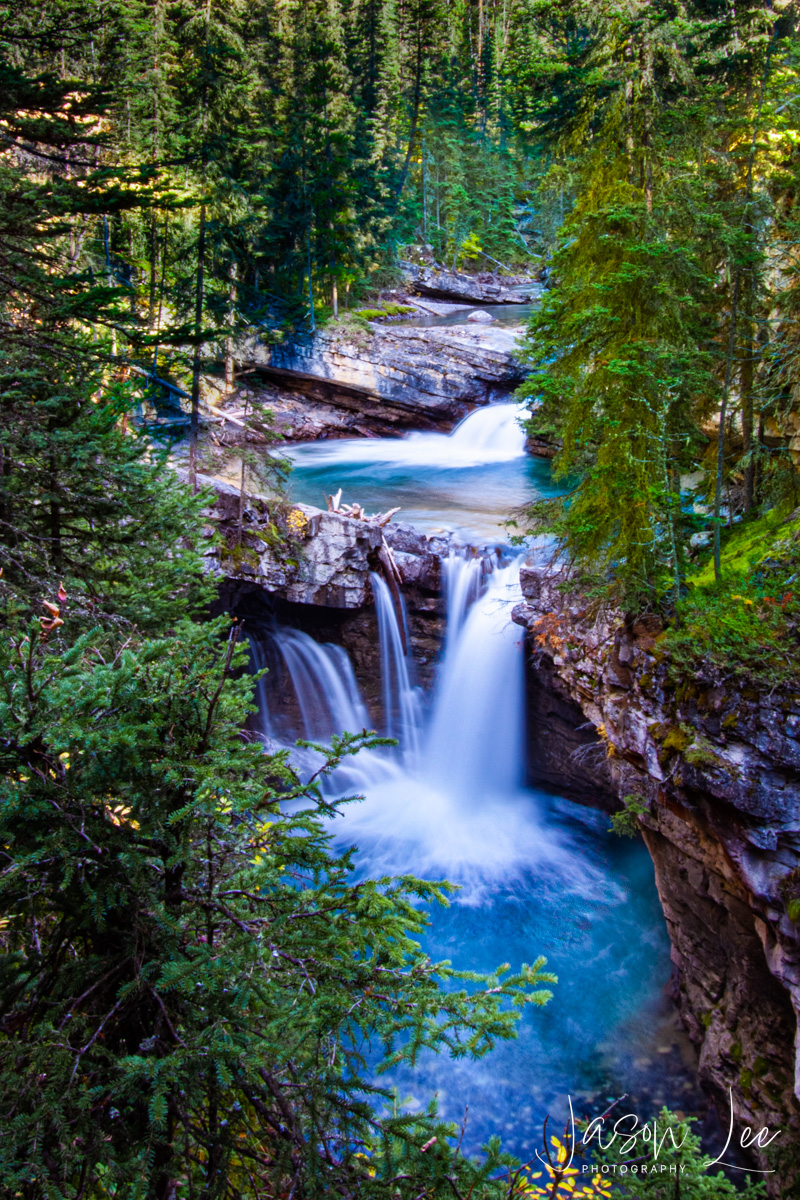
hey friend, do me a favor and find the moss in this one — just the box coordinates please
[740,1068,754,1094]
[701,1011,713,1029]
[662,724,692,753]
[665,504,800,689]
[731,1041,743,1063]
[684,738,727,771]
[688,507,800,589]
[381,302,416,316]
[648,721,670,742]
[722,711,739,729]
[251,524,283,548]
[355,307,387,320]
[222,543,259,571]
[752,1056,770,1078]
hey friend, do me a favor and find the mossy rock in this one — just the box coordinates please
[381,302,416,316]
[662,724,692,753]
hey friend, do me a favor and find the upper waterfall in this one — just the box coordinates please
[287,402,527,470]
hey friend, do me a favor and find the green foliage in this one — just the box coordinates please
[588,1107,767,1199]
[609,793,649,839]
[511,0,800,612]
[517,154,717,604]
[664,509,800,687]
[1,375,211,631]
[0,613,556,1197]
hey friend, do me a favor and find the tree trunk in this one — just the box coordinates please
[713,271,740,583]
[188,203,207,492]
[306,219,316,332]
[740,276,756,513]
[225,261,237,393]
[392,19,423,207]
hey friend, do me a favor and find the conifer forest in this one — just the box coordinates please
[3,0,800,1197]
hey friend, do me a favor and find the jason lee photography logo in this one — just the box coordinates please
[538,1091,782,1178]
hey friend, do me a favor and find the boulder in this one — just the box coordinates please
[467,309,495,323]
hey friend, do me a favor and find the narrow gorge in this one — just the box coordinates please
[203,295,800,1194]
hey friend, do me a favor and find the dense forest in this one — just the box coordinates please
[2,0,800,1194]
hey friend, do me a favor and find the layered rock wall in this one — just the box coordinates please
[512,565,800,1191]
[239,321,525,432]
[401,262,540,304]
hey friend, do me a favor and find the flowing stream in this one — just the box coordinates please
[249,403,702,1156]
[286,403,559,542]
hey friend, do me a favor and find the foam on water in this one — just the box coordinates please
[288,402,527,471]
[249,559,616,903]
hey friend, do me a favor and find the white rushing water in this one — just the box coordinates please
[249,556,590,898]
[246,434,684,1151]
[370,572,423,758]
[287,402,527,471]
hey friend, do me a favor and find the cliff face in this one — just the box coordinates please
[512,566,800,1192]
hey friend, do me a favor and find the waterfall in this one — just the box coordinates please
[274,628,369,741]
[437,403,526,462]
[424,560,524,800]
[286,402,527,470]
[441,552,482,658]
[370,573,423,760]
[246,633,277,741]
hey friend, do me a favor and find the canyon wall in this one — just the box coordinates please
[512,565,800,1192]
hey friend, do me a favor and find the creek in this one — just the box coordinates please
[285,402,557,542]
[249,403,703,1157]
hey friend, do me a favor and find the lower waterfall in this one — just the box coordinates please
[246,558,697,1157]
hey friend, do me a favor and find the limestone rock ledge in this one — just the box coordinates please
[512,566,800,1191]
[239,320,526,433]
[402,262,540,305]
[200,476,445,609]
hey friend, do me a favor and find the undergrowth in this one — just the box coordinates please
[663,507,800,689]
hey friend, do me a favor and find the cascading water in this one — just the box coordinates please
[246,625,375,794]
[370,572,423,759]
[426,559,524,799]
[288,402,528,471]
[246,553,694,1158]
[441,552,481,656]
[243,370,701,1158]
[284,401,548,542]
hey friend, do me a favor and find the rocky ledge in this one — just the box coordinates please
[402,262,540,305]
[201,475,452,709]
[237,318,526,436]
[512,565,800,1191]
[200,474,446,609]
